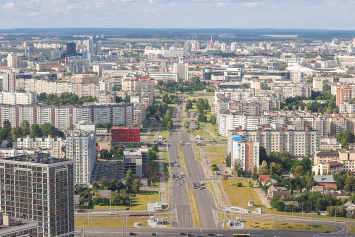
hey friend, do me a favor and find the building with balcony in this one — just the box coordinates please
[0,152,75,236]
[65,122,96,184]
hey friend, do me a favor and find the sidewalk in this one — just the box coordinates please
[204,122,216,138]
[159,148,167,205]
[254,183,271,208]
[197,146,230,210]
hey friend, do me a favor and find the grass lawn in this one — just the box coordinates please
[178,144,188,176]
[206,146,227,154]
[186,184,201,228]
[92,191,160,211]
[223,179,265,210]
[76,219,150,228]
[153,123,159,128]
[148,129,157,140]
[192,129,213,140]
[140,129,148,134]
[159,128,170,140]
[163,151,168,161]
[164,162,169,174]
[198,121,207,129]
[148,177,160,188]
[207,123,219,137]
[244,220,336,233]
[209,153,226,165]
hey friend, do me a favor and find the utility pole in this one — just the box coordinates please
[292,206,293,223]
[122,221,124,237]
[302,203,303,219]
[275,215,277,231]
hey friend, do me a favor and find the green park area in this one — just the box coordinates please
[206,146,227,154]
[93,190,160,211]
[223,180,265,211]
[209,153,226,166]
[244,220,336,233]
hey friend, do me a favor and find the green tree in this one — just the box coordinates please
[100,178,109,188]
[155,114,160,121]
[132,178,143,193]
[259,146,267,163]
[269,162,283,176]
[337,130,355,149]
[12,127,23,141]
[345,175,355,191]
[104,123,112,129]
[225,153,231,167]
[96,123,103,128]
[20,120,30,136]
[152,143,158,152]
[30,124,42,137]
[222,175,229,185]
[127,143,135,148]
[125,169,134,190]
[294,165,305,176]
[259,160,269,175]
[41,123,56,137]
[185,100,192,111]
[3,120,11,130]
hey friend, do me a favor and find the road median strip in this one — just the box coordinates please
[186,183,201,229]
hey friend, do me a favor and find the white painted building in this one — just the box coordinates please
[0,92,37,105]
[17,136,64,158]
[65,122,96,184]
[230,136,259,172]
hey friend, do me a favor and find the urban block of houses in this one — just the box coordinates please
[313,175,337,189]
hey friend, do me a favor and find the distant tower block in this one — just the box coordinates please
[248,201,254,206]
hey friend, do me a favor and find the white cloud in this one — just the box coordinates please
[149,0,156,3]
[84,6,90,10]
[244,2,261,7]
[30,12,39,16]
[122,0,133,2]
[66,5,72,10]
[3,3,14,9]
[53,0,66,3]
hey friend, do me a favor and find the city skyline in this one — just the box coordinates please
[0,0,355,30]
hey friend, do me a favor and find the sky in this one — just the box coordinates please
[0,0,355,30]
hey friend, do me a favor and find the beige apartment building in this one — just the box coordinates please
[121,76,155,93]
[17,135,65,158]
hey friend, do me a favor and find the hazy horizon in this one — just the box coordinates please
[1,0,354,30]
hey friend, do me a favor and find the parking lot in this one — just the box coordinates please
[91,160,123,182]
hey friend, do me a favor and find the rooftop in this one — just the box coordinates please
[2,152,70,165]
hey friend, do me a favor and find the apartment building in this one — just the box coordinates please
[17,136,64,158]
[336,85,352,107]
[0,92,37,105]
[121,76,155,94]
[0,153,75,236]
[230,126,320,158]
[313,150,340,165]
[0,148,51,159]
[218,112,286,136]
[320,136,341,150]
[339,103,355,113]
[0,102,134,130]
[65,123,96,184]
[230,136,259,172]
[0,213,39,237]
[133,103,146,125]
[15,78,102,99]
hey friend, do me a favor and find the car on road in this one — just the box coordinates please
[174,161,177,163]
[109,212,115,215]
[177,165,180,167]
[324,230,330,233]
[188,234,193,236]
[129,233,137,235]
[207,234,215,236]
[216,235,223,237]
[180,233,187,235]
[197,235,203,237]
[141,217,147,219]
[151,233,157,236]
[179,183,182,185]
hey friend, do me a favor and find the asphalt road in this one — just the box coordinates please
[169,98,217,229]
[76,226,353,237]
[169,113,194,228]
